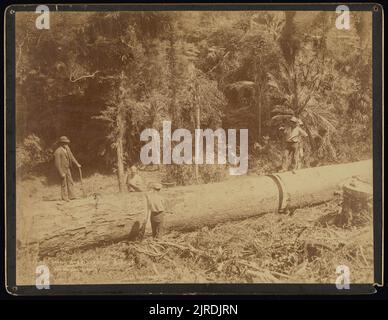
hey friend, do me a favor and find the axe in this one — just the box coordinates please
[78,167,87,198]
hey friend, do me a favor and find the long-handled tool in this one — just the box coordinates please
[78,167,87,198]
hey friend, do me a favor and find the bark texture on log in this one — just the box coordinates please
[23,193,148,257]
[272,160,373,210]
[20,160,372,257]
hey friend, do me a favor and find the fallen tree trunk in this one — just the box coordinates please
[269,160,373,212]
[20,160,372,257]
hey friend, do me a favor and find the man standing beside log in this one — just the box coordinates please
[146,183,167,239]
[54,136,82,201]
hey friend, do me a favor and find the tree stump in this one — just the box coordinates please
[340,178,373,227]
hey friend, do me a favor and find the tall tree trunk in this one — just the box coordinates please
[168,28,178,128]
[195,81,200,184]
[116,72,127,193]
[257,90,262,140]
[116,107,126,193]
[254,62,260,142]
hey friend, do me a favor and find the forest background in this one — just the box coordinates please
[15,10,372,190]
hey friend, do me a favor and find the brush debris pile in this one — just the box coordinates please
[32,200,373,285]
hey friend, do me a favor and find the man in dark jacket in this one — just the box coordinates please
[146,183,167,238]
[54,136,81,201]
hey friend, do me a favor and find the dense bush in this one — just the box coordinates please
[15,11,372,184]
[16,134,52,176]
[163,163,227,186]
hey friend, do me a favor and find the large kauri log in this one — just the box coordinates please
[20,160,372,256]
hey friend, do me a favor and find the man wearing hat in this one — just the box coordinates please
[146,183,167,238]
[54,136,81,201]
[281,116,308,172]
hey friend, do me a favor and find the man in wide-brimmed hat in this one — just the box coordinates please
[281,116,308,172]
[54,136,81,201]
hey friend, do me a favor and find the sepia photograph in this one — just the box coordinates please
[5,4,383,294]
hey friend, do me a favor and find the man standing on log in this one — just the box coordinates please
[281,117,308,173]
[146,183,166,239]
[54,136,82,201]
